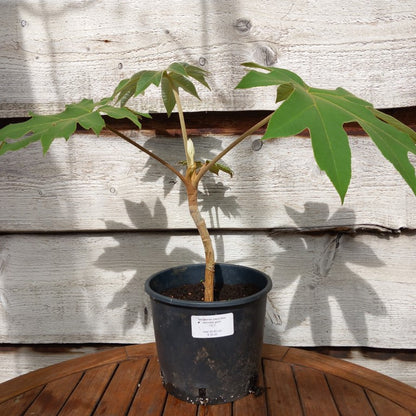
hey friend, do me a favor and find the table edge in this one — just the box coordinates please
[278,346,416,413]
[1,343,415,412]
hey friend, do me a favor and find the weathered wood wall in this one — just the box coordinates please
[1,0,416,386]
[1,0,415,116]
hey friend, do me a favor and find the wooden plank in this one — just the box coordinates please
[125,343,157,359]
[128,356,167,416]
[198,403,232,415]
[263,360,303,416]
[0,385,43,414]
[2,345,415,394]
[0,134,415,232]
[366,390,412,416]
[233,360,267,416]
[163,394,197,416]
[335,349,416,390]
[261,345,290,362]
[294,366,339,416]
[0,346,128,402]
[24,372,83,415]
[0,1,414,117]
[1,232,416,348]
[0,345,115,384]
[1,343,415,415]
[326,373,376,416]
[93,358,147,415]
[59,363,117,416]
[284,348,416,414]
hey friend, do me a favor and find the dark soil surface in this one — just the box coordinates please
[161,282,259,301]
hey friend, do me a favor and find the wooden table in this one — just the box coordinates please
[1,343,416,415]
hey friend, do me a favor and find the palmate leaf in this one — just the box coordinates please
[99,105,150,127]
[112,70,164,107]
[0,99,146,155]
[236,63,416,202]
[113,62,210,116]
[161,76,176,116]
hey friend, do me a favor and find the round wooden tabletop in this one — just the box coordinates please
[0,343,415,415]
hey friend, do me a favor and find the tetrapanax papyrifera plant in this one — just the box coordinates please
[1,62,416,301]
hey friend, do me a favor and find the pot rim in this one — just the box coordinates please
[145,263,272,309]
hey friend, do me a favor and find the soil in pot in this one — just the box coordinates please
[161,282,259,301]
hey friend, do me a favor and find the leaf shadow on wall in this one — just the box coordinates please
[94,175,240,334]
[271,202,387,345]
[136,135,241,260]
[139,135,229,198]
[94,198,203,334]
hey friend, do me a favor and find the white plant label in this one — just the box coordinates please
[191,313,234,338]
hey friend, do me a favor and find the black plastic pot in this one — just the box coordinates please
[145,263,272,405]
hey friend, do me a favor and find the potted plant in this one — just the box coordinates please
[1,62,415,404]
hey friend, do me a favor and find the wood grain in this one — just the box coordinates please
[294,366,338,415]
[0,232,415,348]
[263,360,303,415]
[163,394,197,416]
[0,0,415,117]
[198,403,232,416]
[233,361,268,416]
[284,348,416,414]
[0,347,129,402]
[127,356,167,416]
[366,390,412,416]
[1,0,415,407]
[0,385,43,414]
[58,363,117,416]
[326,374,376,416]
[1,343,415,415]
[0,134,415,232]
[24,372,83,414]
[93,358,147,415]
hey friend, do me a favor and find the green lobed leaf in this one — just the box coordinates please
[167,62,188,76]
[183,63,210,89]
[0,99,106,154]
[359,117,416,195]
[237,63,307,89]
[0,99,147,155]
[112,62,210,112]
[160,63,210,113]
[112,70,164,107]
[134,70,164,96]
[371,108,416,143]
[275,83,294,103]
[112,75,140,106]
[169,73,201,100]
[0,120,44,154]
[161,76,176,116]
[236,64,416,201]
[98,105,148,129]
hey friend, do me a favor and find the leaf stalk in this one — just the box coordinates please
[193,113,273,185]
[106,124,187,184]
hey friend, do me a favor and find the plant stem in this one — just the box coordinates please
[186,182,215,302]
[193,113,273,185]
[172,89,215,301]
[108,116,215,301]
[173,89,194,170]
[107,109,273,303]
[106,124,187,183]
